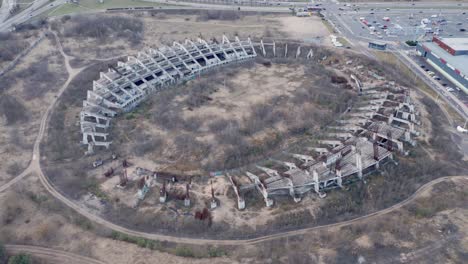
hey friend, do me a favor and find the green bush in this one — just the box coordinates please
[208,247,226,257]
[110,231,160,250]
[405,40,418,46]
[8,253,31,264]
[413,207,433,218]
[0,243,5,263]
[174,246,195,258]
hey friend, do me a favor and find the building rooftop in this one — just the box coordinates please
[439,37,468,52]
[423,42,468,76]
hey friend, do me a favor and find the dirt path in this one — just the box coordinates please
[5,245,105,264]
[0,31,84,195]
[36,168,468,245]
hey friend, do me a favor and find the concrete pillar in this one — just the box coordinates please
[355,151,363,179]
[159,193,167,203]
[313,169,319,193]
[387,115,394,124]
[336,169,343,187]
[210,199,217,209]
[238,197,245,210]
[265,198,274,207]
[260,39,266,57]
[184,198,191,207]
[404,130,411,141]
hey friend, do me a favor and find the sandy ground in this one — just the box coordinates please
[277,16,333,46]
[183,64,305,122]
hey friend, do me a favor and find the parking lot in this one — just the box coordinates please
[414,55,468,108]
[330,7,468,42]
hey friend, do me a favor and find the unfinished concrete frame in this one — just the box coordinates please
[79,36,420,209]
[227,68,420,208]
[80,35,257,154]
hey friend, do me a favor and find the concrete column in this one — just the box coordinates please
[313,169,319,193]
[356,151,363,179]
[238,197,245,210]
[260,39,266,57]
[159,193,167,203]
[336,169,343,187]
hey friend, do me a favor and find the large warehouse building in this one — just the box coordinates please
[416,37,468,94]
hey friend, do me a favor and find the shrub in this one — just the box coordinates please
[8,253,31,264]
[6,162,23,176]
[0,36,28,62]
[64,15,144,44]
[110,231,160,250]
[0,243,5,263]
[208,247,226,257]
[174,246,195,258]
[197,10,241,21]
[0,94,29,125]
[405,40,418,46]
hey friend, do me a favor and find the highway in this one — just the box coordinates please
[0,0,10,23]
[0,0,66,32]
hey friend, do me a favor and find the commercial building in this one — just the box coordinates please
[416,37,468,94]
[368,41,387,51]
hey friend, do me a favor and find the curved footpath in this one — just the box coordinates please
[4,245,105,264]
[38,173,466,245]
[0,33,467,246]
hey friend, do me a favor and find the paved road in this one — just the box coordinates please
[5,245,105,264]
[0,0,11,23]
[0,0,66,32]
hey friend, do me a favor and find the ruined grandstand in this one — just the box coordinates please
[80,36,257,154]
[229,83,420,209]
[79,36,420,208]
